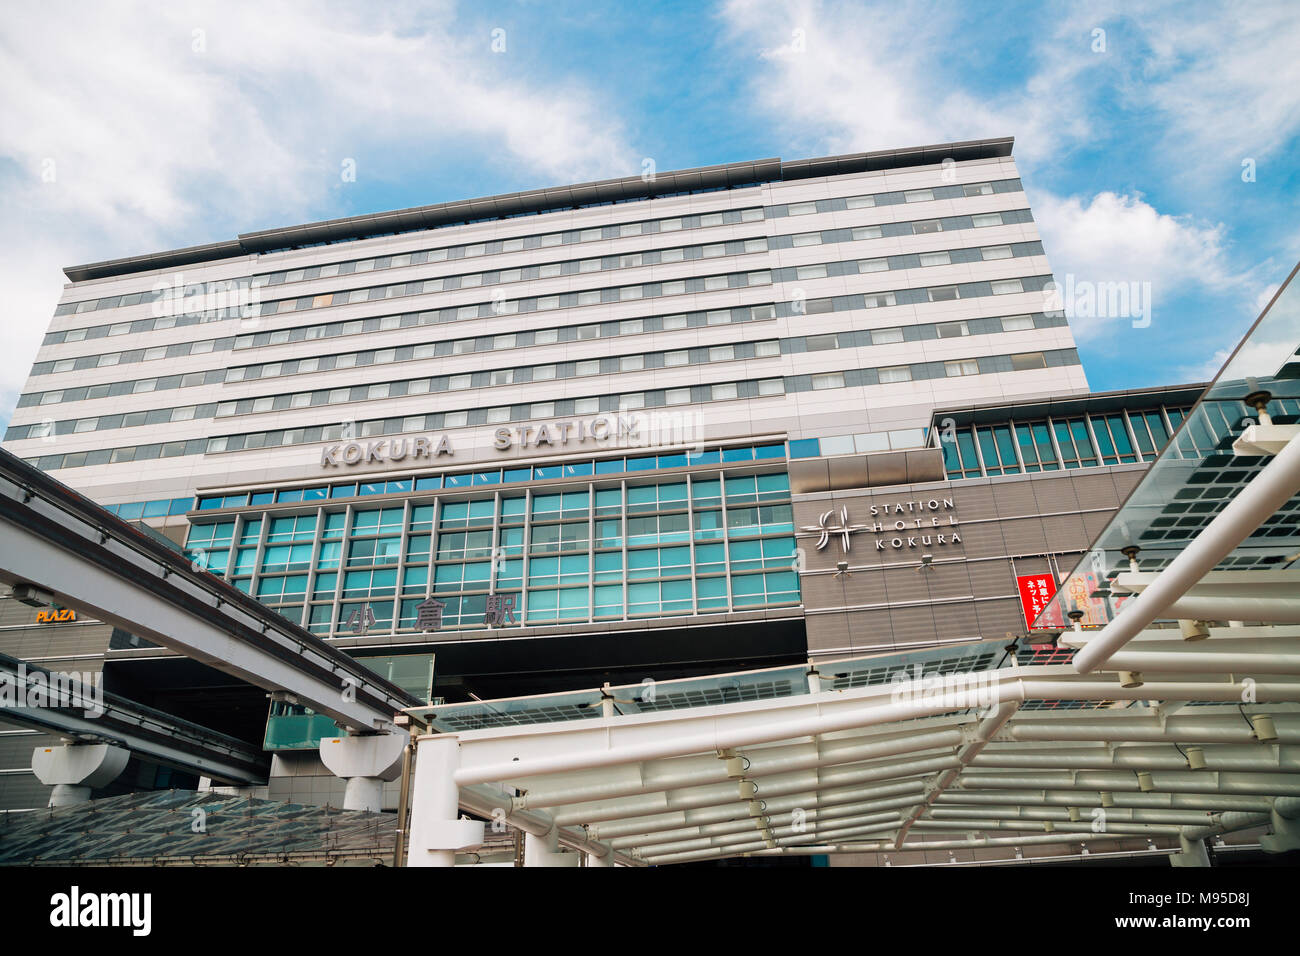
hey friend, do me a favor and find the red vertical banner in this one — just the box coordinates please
[1016,573,1059,630]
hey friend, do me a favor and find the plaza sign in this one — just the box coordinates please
[35,608,77,623]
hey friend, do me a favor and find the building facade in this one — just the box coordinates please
[3,137,1165,811]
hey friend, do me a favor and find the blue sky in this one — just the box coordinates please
[2,0,1298,429]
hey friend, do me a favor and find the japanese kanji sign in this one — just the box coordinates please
[485,594,517,627]
[1016,573,1059,630]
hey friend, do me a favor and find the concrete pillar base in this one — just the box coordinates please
[49,784,92,806]
[343,775,385,813]
[407,736,483,867]
[32,743,130,807]
[1261,809,1300,853]
[1169,834,1211,867]
[525,828,580,867]
[319,731,408,812]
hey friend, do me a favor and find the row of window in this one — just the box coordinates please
[47,176,1023,325]
[248,234,774,318]
[186,473,801,632]
[194,443,789,511]
[212,307,1053,426]
[103,496,195,520]
[226,307,1056,390]
[29,300,778,381]
[196,345,1073,455]
[239,209,1033,321]
[939,407,1190,478]
[786,427,930,458]
[208,218,1038,327]
[15,254,1053,413]
[8,310,1061,441]
[18,336,1078,475]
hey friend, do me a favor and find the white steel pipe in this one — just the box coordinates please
[934,790,1273,813]
[550,756,961,827]
[515,726,964,810]
[1181,811,1271,841]
[455,679,1300,788]
[642,811,903,857]
[1165,597,1300,624]
[749,831,1158,854]
[1003,715,1300,745]
[589,780,927,840]
[617,802,908,852]
[970,745,1299,773]
[913,819,1179,835]
[895,700,1019,849]
[1073,432,1300,674]
[457,783,632,865]
[1103,651,1300,675]
[926,805,1219,826]
[957,770,1300,796]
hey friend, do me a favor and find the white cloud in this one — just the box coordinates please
[716,0,1099,163]
[1130,3,1300,171]
[717,0,1300,178]
[1030,189,1240,338]
[0,1,637,426]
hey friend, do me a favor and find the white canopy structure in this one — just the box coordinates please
[401,262,1300,868]
[401,639,1300,867]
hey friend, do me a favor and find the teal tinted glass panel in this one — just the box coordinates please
[686,449,722,465]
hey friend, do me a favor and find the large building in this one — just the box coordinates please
[1,137,1191,814]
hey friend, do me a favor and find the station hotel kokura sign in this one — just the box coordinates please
[803,497,962,552]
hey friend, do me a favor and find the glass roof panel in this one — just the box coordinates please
[1039,262,1300,629]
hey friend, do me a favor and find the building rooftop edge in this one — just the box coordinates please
[63,137,1015,284]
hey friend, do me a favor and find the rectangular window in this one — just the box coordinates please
[945,359,980,377]
[711,383,738,400]
[1011,351,1047,370]
[878,366,911,384]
